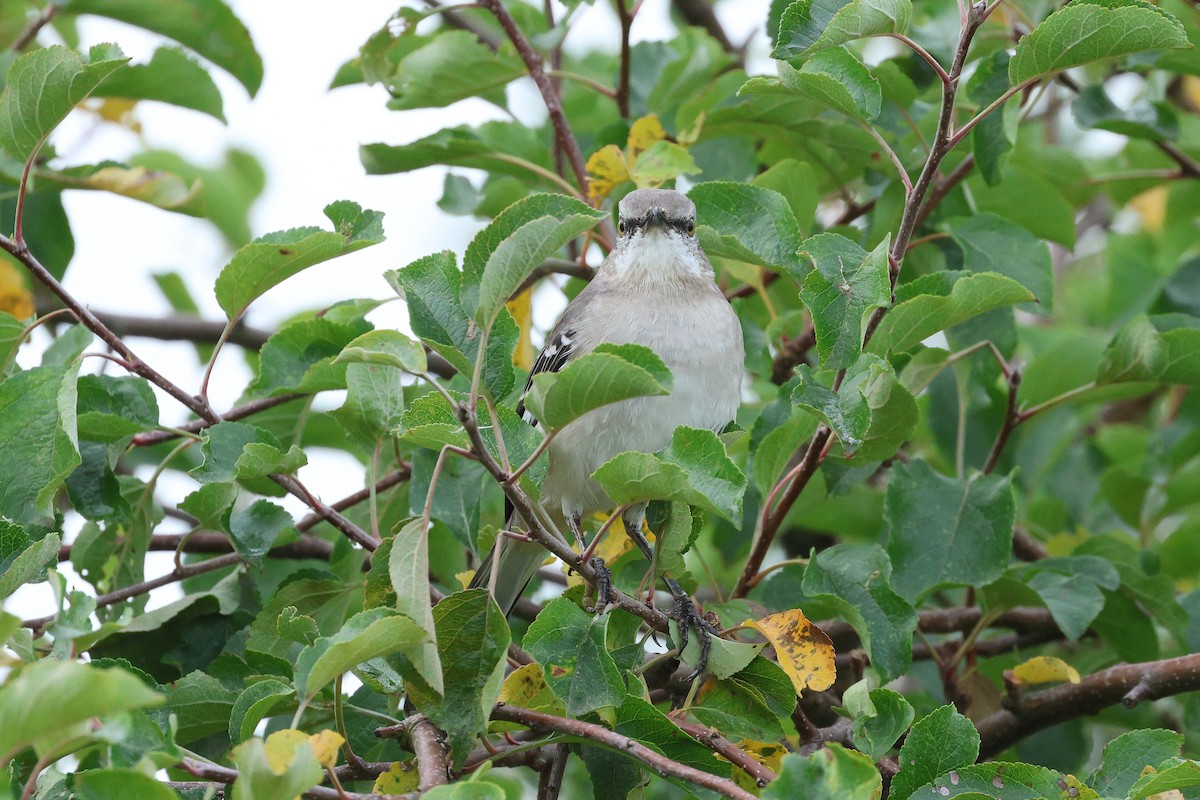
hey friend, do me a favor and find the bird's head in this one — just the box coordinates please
[607,188,710,283]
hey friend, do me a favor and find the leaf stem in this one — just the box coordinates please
[888,33,951,84]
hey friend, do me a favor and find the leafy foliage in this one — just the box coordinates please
[1,0,1199,798]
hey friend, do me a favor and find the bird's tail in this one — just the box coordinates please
[468,513,553,615]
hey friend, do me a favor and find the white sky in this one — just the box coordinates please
[9,0,768,620]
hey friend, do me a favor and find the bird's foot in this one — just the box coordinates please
[671,590,720,681]
[586,556,613,613]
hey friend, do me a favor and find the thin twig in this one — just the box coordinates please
[982,367,1021,474]
[674,718,778,789]
[888,33,951,85]
[10,3,59,50]
[131,392,308,447]
[615,0,633,118]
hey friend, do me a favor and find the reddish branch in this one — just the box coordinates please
[178,758,406,800]
[821,606,1060,652]
[770,324,816,385]
[131,393,307,446]
[977,653,1200,758]
[675,718,778,788]
[490,705,758,800]
[408,716,451,790]
[23,552,242,631]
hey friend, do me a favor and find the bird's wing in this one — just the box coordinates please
[516,326,576,426]
[515,278,603,426]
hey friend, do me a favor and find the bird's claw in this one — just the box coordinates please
[672,592,719,682]
[588,556,613,612]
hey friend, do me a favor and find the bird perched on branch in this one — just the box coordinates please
[471,187,744,674]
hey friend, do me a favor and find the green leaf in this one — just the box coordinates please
[332,361,408,451]
[0,531,61,601]
[523,599,625,716]
[229,680,294,743]
[1098,314,1200,386]
[231,732,322,800]
[1009,0,1189,86]
[802,543,917,681]
[752,159,820,230]
[73,768,179,800]
[0,44,129,162]
[422,784,508,800]
[398,391,543,482]
[593,426,746,520]
[688,182,806,275]
[384,31,524,111]
[889,705,979,800]
[885,459,1015,601]
[966,52,1018,187]
[44,163,202,213]
[234,442,307,479]
[411,590,509,765]
[465,193,604,326]
[650,501,699,579]
[227,500,294,564]
[335,329,427,374]
[76,375,159,442]
[167,670,239,744]
[674,619,766,680]
[389,518,444,695]
[765,745,882,800]
[844,682,914,761]
[691,673,787,742]
[867,272,1034,355]
[386,250,519,399]
[64,0,264,95]
[1073,83,1179,141]
[92,46,224,121]
[1089,728,1183,798]
[779,47,881,121]
[1128,758,1200,799]
[792,353,916,461]
[0,365,80,527]
[946,214,1053,310]
[524,343,673,431]
[361,122,557,189]
[189,422,285,485]
[798,233,890,370]
[772,0,912,60]
[294,607,426,700]
[248,315,374,396]
[0,660,163,762]
[214,201,385,319]
[908,762,1075,799]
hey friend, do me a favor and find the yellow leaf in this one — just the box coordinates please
[742,608,836,693]
[731,739,788,794]
[1130,185,1168,233]
[308,729,345,768]
[0,260,34,320]
[677,111,706,147]
[507,287,534,370]
[263,729,312,774]
[494,663,566,731]
[1011,656,1081,686]
[1059,773,1100,799]
[627,114,668,156]
[586,144,631,202]
[90,97,141,133]
[1181,75,1200,112]
[455,569,475,590]
[373,761,419,794]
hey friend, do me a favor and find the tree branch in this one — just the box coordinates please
[615,0,633,119]
[490,705,759,800]
[977,653,1200,758]
[409,717,451,790]
[131,393,308,447]
[770,323,816,385]
[179,758,407,800]
[23,552,243,631]
[669,0,738,56]
[674,718,778,788]
[10,3,58,51]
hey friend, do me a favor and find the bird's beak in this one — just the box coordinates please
[646,207,668,229]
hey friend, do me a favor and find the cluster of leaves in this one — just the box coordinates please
[2,0,1200,798]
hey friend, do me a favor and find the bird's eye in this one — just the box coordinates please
[686,219,695,235]
[618,220,626,234]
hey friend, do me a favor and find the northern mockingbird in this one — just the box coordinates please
[471,188,744,672]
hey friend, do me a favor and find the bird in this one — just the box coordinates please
[470,187,744,672]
